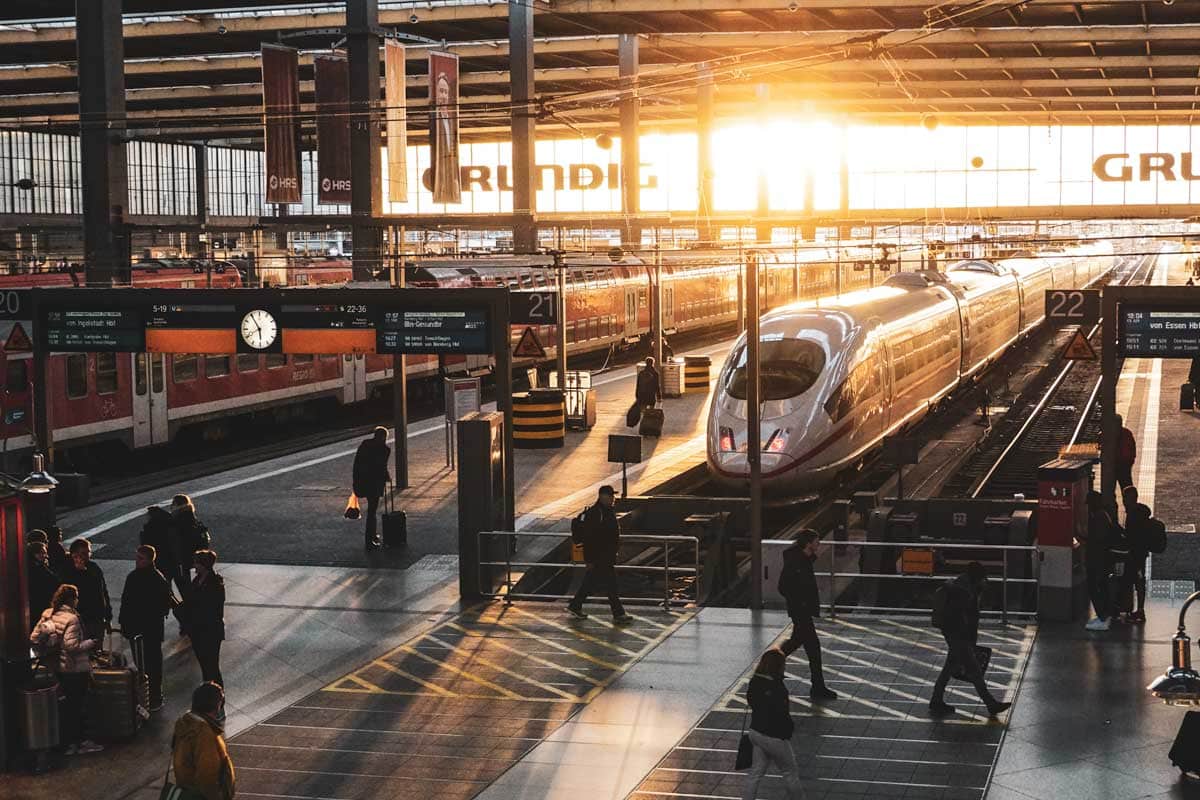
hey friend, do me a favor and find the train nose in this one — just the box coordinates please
[711,450,797,476]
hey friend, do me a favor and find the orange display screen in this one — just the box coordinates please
[282,328,376,354]
[145,329,237,354]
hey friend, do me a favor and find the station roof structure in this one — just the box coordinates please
[2,0,1199,145]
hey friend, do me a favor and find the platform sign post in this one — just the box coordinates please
[393,266,408,491]
[653,246,663,392]
[746,251,763,609]
[554,252,567,388]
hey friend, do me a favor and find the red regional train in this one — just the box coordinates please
[0,244,914,454]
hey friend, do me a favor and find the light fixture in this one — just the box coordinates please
[595,133,613,150]
[19,453,58,495]
[1148,591,1200,706]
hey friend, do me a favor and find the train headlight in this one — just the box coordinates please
[719,426,736,452]
[764,429,789,452]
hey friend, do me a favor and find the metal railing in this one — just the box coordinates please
[769,539,1040,624]
[478,530,700,608]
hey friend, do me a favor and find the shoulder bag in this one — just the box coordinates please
[161,759,206,800]
[735,703,754,770]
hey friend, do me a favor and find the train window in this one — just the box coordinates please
[565,321,576,344]
[151,354,164,393]
[320,354,338,362]
[266,354,288,369]
[293,354,314,365]
[6,359,27,393]
[95,353,118,395]
[520,273,533,288]
[172,354,198,383]
[135,354,147,396]
[237,354,259,372]
[589,318,599,340]
[205,356,230,378]
[724,339,826,402]
[66,355,88,398]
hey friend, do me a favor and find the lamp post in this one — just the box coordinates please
[1148,590,1200,706]
[19,454,57,534]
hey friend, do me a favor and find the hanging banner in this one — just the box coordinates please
[428,51,462,204]
[314,54,352,204]
[261,44,302,205]
[385,40,409,203]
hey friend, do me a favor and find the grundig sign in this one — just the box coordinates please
[418,162,659,193]
[1093,152,1200,182]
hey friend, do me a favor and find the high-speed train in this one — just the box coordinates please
[706,241,1115,494]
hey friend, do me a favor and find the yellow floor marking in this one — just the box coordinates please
[817,649,991,722]
[580,615,658,644]
[460,615,624,670]
[878,619,1023,655]
[444,622,606,687]
[396,644,524,700]
[788,668,913,720]
[821,627,1017,681]
[831,619,1016,675]
[321,673,386,694]
[625,612,678,630]
[370,657,458,697]
[423,633,583,701]
[504,604,642,657]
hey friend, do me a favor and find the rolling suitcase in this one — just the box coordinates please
[1108,559,1133,615]
[639,407,664,437]
[381,484,406,548]
[1168,710,1200,778]
[86,634,149,742]
[1183,383,1195,411]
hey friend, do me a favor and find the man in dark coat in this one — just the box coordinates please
[119,545,175,711]
[46,526,71,576]
[353,426,391,549]
[930,561,1011,717]
[1083,490,1120,631]
[778,530,837,700]
[1115,414,1136,491]
[636,357,661,410]
[141,505,180,596]
[60,538,112,643]
[1122,485,1152,624]
[26,541,60,631]
[568,485,633,623]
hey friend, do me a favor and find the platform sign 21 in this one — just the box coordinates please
[1045,289,1100,327]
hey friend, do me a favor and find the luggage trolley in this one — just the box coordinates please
[551,370,597,430]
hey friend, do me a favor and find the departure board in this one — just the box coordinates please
[281,302,375,354]
[379,309,491,354]
[1119,307,1200,357]
[145,302,242,353]
[43,309,145,351]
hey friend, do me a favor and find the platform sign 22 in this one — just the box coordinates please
[1045,289,1100,327]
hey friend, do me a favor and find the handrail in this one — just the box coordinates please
[477,529,701,608]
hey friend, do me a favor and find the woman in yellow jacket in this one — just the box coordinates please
[172,682,236,800]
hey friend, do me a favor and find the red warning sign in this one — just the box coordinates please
[4,322,30,352]
[1062,329,1096,361]
[513,326,547,359]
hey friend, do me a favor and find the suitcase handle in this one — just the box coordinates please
[385,479,395,515]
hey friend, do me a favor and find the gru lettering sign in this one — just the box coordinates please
[1093,152,1200,182]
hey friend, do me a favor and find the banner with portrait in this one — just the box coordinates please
[385,40,409,203]
[314,54,352,204]
[427,51,461,204]
[261,44,302,205]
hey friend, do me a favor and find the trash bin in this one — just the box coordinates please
[662,358,684,398]
[21,677,59,751]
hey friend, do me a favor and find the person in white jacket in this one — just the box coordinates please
[30,584,103,755]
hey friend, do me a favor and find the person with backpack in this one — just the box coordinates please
[120,544,176,712]
[142,505,183,598]
[929,562,1012,718]
[1083,490,1121,631]
[30,584,103,755]
[741,648,805,800]
[170,494,212,598]
[567,485,633,623]
[1122,486,1165,625]
[777,530,837,701]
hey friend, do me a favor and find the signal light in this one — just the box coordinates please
[719,426,736,452]
[764,429,789,452]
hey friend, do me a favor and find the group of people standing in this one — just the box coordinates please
[25,494,228,772]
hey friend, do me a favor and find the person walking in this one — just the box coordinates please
[568,485,633,623]
[142,505,183,598]
[1083,490,1120,631]
[59,539,112,643]
[187,550,226,690]
[636,357,661,411]
[1122,485,1152,624]
[120,545,175,712]
[30,584,103,755]
[26,540,60,632]
[352,426,391,550]
[172,682,236,800]
[741,648,805,800]
[930,562,1012,718]
[1115,414,1136,491]
[778,530,837,700]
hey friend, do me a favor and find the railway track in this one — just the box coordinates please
[940,249,1160,500]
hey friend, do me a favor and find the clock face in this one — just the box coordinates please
[240,309,278,350]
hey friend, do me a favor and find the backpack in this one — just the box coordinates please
[1146,517,1167,555]
[30,619,62,667]
[192,521,212,552]
[930,580,952,630]
[570,507,589,544]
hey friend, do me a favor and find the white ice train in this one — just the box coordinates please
[706,241,1116,494]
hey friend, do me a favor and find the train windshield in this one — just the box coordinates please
[724,339,825,401]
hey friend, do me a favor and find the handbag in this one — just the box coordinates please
[952,645,992,681]
[160,761,206,800]
[735,706,753,770]
[625,401,642,428]
[343,493,361,521]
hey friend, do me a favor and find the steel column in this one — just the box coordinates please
[347,0,382,281]
[509,0,538,253]
[555,252,567,386]
[619,34,640,248]
[393,261,408,490]
[195,144,209,226]
[747,253,762,608]
[755,84,771,243]
[697,66,715,245]
[76,0,130,286]
[1100,285,1117,511]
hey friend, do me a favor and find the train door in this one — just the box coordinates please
[624,285,639,339]
[342,354,367,403]
[663,283,676,331]
[131,353,168,448]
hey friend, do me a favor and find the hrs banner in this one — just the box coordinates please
[385,40,408,203]
[261,44,302,205]
[315,54,352,204]
[428,51,462,205]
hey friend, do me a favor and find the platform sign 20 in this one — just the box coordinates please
[0,290,31,320]
[1045,289,1100,326]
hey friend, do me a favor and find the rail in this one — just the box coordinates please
[477,530,701,607]
[767,539,1041,624]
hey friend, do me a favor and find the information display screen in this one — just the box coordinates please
[144,302,240,353]
[44,309,145,351]
[1119,307,1200,357]
[379,309,491,354]
[281,302,375,354]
